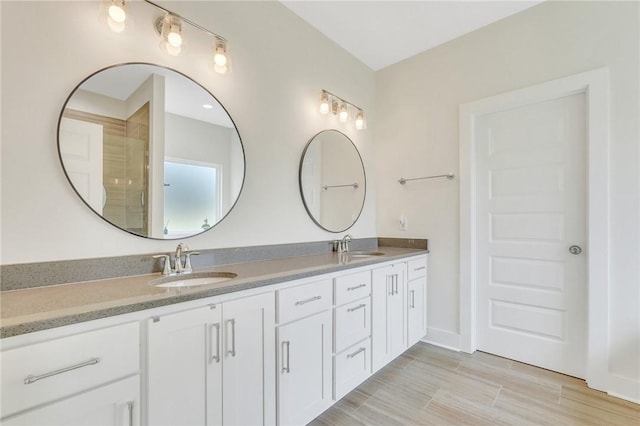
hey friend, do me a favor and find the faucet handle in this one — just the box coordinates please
[153,254,172,275]
[184,251,200,272]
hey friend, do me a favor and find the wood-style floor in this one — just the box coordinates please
[309,343,640,425]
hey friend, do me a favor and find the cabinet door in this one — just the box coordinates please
[407,276,427,346]
[220,293,275,426]
[278,310,332,426]
[372,263,407,372]
[147,306,214,426]
[3,375,139,426]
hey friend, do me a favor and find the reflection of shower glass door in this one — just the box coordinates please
[163,160,220,236]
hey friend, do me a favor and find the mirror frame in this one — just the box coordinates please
[298,129,366,233]
[57,62,246,240]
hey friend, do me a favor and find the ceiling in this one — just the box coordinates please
[281,0,543,70]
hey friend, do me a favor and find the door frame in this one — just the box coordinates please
[459,68,610,391]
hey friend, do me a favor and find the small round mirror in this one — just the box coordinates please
[299,130,366,232]
[58,63,245,239]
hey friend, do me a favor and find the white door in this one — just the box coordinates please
[59,117,104,213]
[277,310,332,426]
[147,307,211,426]
[371,263,407,372]
[475,93,587,378]
[407,276,427,346]
[221,293,275,426]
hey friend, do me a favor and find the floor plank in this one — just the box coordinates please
[309,342,640,425]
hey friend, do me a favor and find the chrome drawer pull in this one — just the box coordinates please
[347,304,366,313]
[24,358,100,384]
[127,400,134,426]
[282,341,291,373]
[294,295,321,306]
[347,283,367,292]
[227,319,236,357]
[414,266,426,271]
[210,323,221,363]
[347,347,366,359]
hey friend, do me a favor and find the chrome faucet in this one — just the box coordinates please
[174,243,188,274]
[153,243,200,275]
[336,234,352,253]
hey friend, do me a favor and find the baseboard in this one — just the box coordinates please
[607,373,640,403]
[421,327,461,351]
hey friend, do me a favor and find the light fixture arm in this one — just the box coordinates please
[321,89,363,113]
[143,0,228,43]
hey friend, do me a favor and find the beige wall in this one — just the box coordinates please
[375,0,639,396]
[1,1,376,263]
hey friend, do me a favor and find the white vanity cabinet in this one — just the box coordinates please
[276,279,333,426]
[407,256,428,345]
[371,261,408,373]
[0,322,140,426]
[146,292,275,426]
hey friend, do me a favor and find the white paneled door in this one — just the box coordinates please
[59,117,104,213]
[475,93,587,378]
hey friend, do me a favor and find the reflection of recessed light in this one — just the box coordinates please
[202,104,213,109]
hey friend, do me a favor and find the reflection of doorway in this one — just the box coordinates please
[163,159,221,237]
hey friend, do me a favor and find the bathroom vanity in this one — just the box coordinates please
[0,248,427,426]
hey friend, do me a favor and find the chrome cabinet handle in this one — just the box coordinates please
[347,303,367,313]
[294,295,321,306]
[410,290,415,308]
[127,400,134,426]
[414,266,426,271]
[282,341,291,373]
[347,347,366,359]
[227,319,236,357]
[387,275,393,296]
[209,323,221,363]
[347,283,367,291]
[24,358,100,384]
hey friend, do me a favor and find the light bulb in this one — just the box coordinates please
[167,24,182,47]
[338,102,348,122]
[212,39,230,74]
[157,15,184,56]
[319,92,330,115]
[105,0,126,33]
[355,110,365,130]
[214,52,227,67]
[108,3,126,23]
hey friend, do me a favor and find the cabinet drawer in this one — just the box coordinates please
[334,339,371,400]
[334,298,371,353]
[277,279,332,324]
[334,270,371,305]
[407,256,427,281]
[1,322,139,418]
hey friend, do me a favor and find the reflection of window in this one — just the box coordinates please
[163,159,221,236]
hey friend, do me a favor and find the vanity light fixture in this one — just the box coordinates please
[105,0,127,33]
[319,91,330,115]
[338,102,349,123]
[105,0,232,74]
[212,38,230,74]
[156,13,184,56]
[355,109,366,130]
[319,90,366,130]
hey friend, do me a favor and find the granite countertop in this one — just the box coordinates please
[0,247,426,338]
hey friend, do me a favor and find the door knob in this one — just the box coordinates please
[569,245,582,255]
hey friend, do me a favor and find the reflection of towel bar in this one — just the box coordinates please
[322,183,359,190]
[398,173,454,185]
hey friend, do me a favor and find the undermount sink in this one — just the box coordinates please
[152,272,238,288]
[346,251,386,258]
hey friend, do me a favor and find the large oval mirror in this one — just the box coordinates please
[58,63,245,239]
[299,130,366,232]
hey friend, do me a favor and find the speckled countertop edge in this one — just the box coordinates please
[0,247,427,338]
